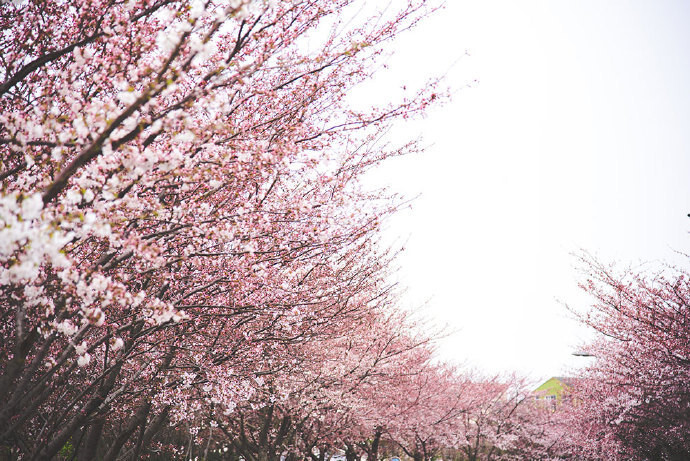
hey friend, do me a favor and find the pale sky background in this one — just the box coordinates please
[360,0,690,381]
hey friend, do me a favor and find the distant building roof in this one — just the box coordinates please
[534,376,580,398]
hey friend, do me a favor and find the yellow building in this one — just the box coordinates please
[533,376,577,403]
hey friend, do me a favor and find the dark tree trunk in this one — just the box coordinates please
[345,443,359,461]
[369,428,382,461]
[79,417,105,461]
[102,402,151,461]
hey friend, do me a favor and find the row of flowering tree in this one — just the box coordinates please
[0,0,557,459]
[543,256,690,461]
[488,254,690,461]
[0,0,434,458]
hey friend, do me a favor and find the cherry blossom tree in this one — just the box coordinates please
[416,373,563,461]
[380,364,467,461]
[116,304,433,460]
[208,310,437,461]
[0,0,440,458]
[563,257,690,461]
[449,377,523,461]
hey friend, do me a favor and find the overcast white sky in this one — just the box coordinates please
[361,0,690,380]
